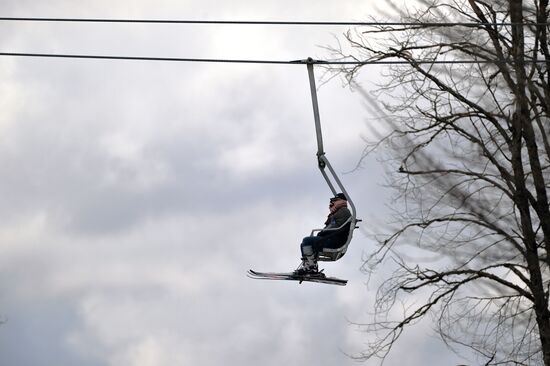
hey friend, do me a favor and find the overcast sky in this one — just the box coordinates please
[0,1,467,365]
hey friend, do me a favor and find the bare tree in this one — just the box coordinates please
[328,0,550,364]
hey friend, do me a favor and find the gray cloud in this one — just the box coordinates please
[0,1,467,365]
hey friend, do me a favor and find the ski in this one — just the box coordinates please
[247,269,347,286]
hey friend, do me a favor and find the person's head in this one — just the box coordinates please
[329,193,347,208]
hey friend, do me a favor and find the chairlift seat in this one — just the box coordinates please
[311,218,361,262]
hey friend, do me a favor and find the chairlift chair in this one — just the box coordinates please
[303,58,361,262]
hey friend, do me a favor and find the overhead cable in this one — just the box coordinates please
[0,52,548,65]
[0,17,549,27]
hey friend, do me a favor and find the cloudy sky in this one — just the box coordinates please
[0,1,466,365]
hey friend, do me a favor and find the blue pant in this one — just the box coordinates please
[300,236,324,259]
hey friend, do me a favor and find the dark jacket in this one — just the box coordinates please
[317,206,352,248]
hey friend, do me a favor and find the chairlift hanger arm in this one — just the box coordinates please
[304,59,326,164]
[307,60,358,203]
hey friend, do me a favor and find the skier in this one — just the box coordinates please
[295,193,352,275]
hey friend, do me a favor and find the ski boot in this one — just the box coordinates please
[293,261,325,278]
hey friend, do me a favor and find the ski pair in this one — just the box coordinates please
[247,269,347,286]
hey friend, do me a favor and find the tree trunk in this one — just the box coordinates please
[509,1,550,364]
